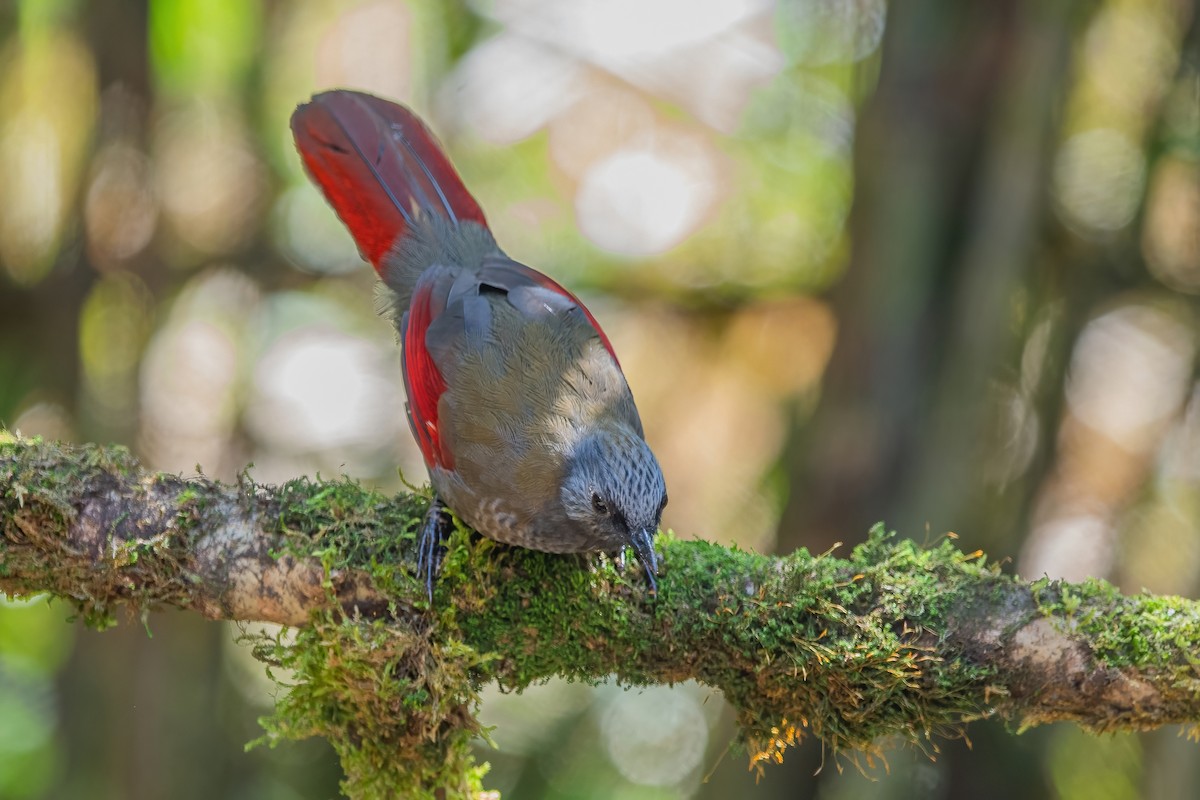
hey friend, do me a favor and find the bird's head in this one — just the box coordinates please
[560,426,667,589]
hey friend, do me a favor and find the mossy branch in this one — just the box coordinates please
[4,433,1200,798]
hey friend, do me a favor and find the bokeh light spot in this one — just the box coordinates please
[1066,303,1194,450]
[601,685,708,787]
[1142,156,1200,293]
[445,32,584,145]
[247,325,404,453]
[154,101,266,257]
[85,143,158,267]
[776,0,888,66]
[1053,128,1146,235]
[576,144,717,256]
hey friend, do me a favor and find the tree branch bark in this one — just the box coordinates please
[4,432,1200,796]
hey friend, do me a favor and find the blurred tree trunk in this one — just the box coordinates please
[779,0,1089,562]
[775,2,1095,798]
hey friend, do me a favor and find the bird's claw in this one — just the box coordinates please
[416,497,452,601]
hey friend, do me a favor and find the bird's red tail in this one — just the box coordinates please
[290,90,488,272]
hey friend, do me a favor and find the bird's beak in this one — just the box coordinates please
[631,528,659,593]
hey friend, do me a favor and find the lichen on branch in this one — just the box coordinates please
[4,432,1200,799]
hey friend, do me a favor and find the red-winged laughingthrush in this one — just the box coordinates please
[290,90,667,595]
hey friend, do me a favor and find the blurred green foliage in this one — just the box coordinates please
[149,0,261,97]
[0,597,68,799]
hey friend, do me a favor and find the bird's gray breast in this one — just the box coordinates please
[430,465,607,553]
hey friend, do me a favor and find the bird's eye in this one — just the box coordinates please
[591,492,609,514]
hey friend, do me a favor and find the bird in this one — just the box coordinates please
[290,89,667,597]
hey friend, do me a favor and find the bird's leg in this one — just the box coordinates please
[416,495,452,600]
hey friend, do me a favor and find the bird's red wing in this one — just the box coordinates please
[479,258,620,366]
[402,274,453,470]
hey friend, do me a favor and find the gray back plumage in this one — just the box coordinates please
[382,217,502,312]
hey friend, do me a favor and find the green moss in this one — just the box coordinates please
[249,483,496,798]
[1036,578,1200,695]
[242,516,1010,792]
[433,524,1003,771]
[248,606,492,798]
[14,434,1200,796]
[269,474,427,595]
[0,436,159,629]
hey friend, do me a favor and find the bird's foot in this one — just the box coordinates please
[416,497,452,601]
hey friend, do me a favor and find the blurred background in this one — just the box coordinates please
[0,0,1198,797]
